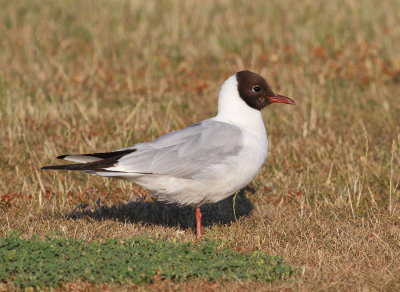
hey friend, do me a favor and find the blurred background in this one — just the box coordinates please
[1,0,400,290]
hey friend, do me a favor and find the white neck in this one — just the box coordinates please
[214,75,266,134]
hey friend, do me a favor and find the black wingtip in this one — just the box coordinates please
[42,165,69,170]
[42,149,137,172]
[56,149,136,160]
[41,164,85,170]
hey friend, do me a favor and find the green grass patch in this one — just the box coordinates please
[0,233,294,289]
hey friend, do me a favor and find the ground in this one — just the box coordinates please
[1,0,400,290]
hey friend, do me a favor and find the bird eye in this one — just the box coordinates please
[252,85,261,93]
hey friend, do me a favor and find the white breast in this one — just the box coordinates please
[198,126,268,204]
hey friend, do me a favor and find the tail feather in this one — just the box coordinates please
[57,155,102,163]
[42,149,136,171]
[57,149,136,162]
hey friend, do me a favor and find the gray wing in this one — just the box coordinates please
[107,120,243,178]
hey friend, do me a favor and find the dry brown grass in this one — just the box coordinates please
[1,0,400,290]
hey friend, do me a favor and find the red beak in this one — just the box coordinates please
[267,94,296,105]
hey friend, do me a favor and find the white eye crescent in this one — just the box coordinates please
[252,85,261,93]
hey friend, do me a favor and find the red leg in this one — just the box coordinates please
[195,207,202,240]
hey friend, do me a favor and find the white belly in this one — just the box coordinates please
[131,130,268,207]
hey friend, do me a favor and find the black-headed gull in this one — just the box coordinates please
[42,70,295,239]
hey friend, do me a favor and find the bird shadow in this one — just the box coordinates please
[67,186,255,233]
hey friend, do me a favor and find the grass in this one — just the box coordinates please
[1,0,400,290]
[0,232,293,289]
